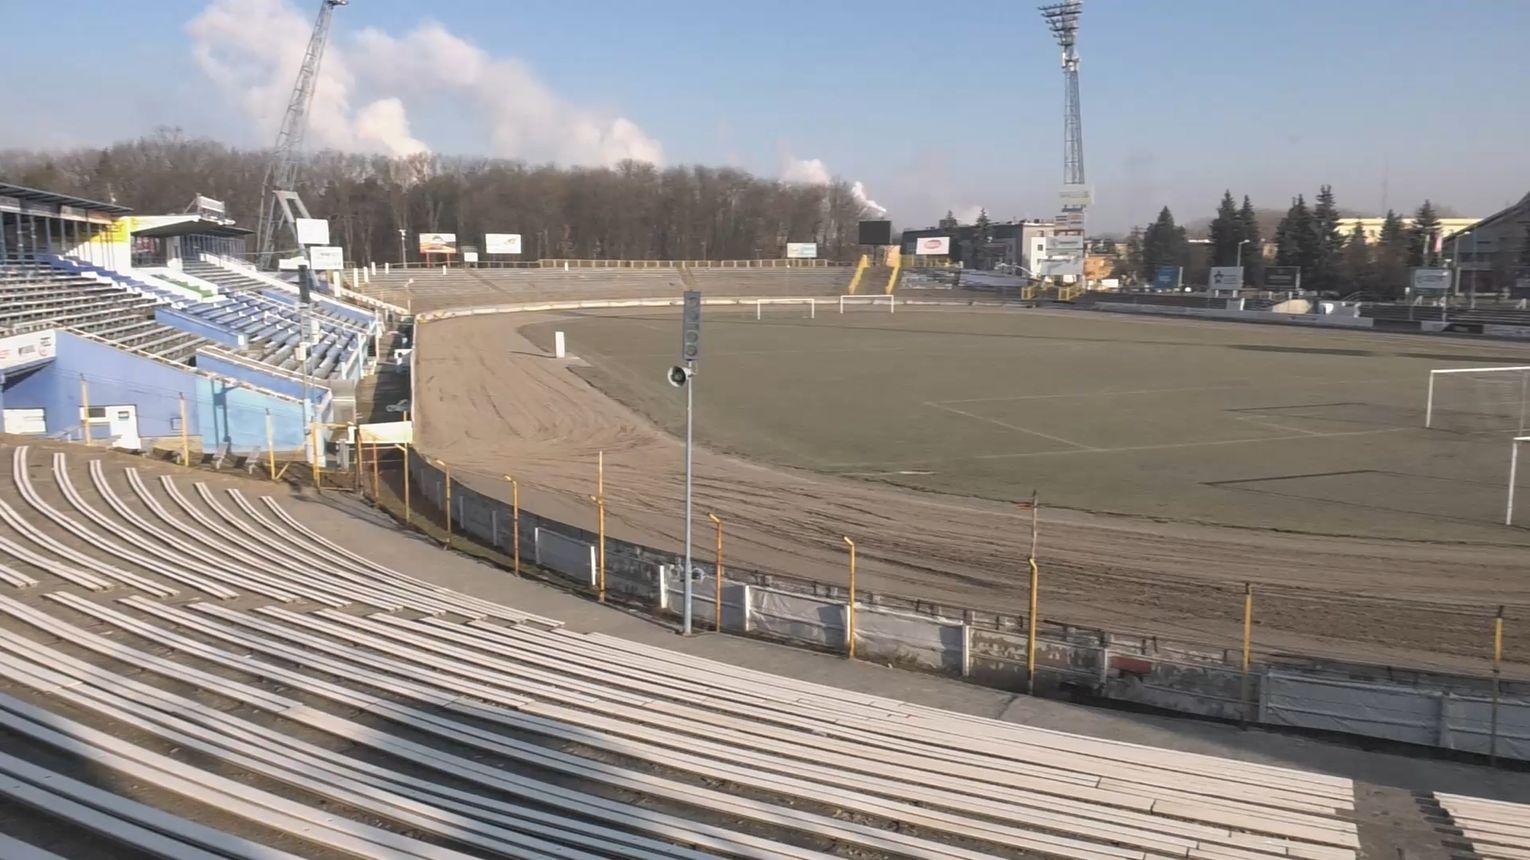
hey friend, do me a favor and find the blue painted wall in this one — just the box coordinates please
[2,332,314,453]
[6,332,198,441]
[155,307,247,348]
[195,350,328,405]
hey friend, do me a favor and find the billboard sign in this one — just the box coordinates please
[1152,265,1182,291]
[857,220,892,246]
[1410,267,1452,294]
[0,330,56,371]
[1059,185,1093,206]
[1209,266,1244,291]
[295,218,330,246]
[418,232,458,255]
[484,233,522,255]
[307,246,344,270]
[786,242,818,259]
[913,236,951,255]
[463,251,479,263]
[1049,235,1085,253]
[1264,266,1301,289]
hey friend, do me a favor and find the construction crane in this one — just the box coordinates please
[1039,0,1084,190]
[254,0,348,270]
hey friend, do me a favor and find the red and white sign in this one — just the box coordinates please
[915,236,951,255]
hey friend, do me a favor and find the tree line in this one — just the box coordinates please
[0,129,873,264]
[1120,187,1502,297]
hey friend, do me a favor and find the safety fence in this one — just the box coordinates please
[378,447,1530,764]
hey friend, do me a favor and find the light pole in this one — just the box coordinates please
[398,228,407,266]
[1236,239,1251,268]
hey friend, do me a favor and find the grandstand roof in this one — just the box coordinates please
[0,181,132,215]
[132,218,253,239]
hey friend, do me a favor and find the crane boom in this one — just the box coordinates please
[255,0,348,269]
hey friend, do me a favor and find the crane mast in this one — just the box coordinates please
[255,0,347,269]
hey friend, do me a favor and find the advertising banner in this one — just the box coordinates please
[307,246,344,270]
[913,236,951,255]
[295,218,330,246]
[0,330,56,371]
[1411,268,1452,293]
[483,233,522,255]
[785,242,818,259]
[1152,265,1182,291]
[1209,266,1244,291]
[418,232,458,255]
[1264,266,1301,288]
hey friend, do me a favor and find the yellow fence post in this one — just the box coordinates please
[79,375,90,446]
[843,536,857,659]
[443,464,453,548]
[1241,583,1255,726]
[505,475,520,576]
[370,431,380,501]
[265,409,276,480]
[309,422,320,488]
[708,512,723,631]
[178,393,190,466]
[1491,605,1505,766]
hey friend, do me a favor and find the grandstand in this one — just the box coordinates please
[0,439,1420,859]
[1,182,387,455]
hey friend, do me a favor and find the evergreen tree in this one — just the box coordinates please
[1341,220,1371,295]
[1407,200,1441,268]
[1309,185,1344,291]
[1238,195,1263,284]
[1374,210,1409,299]
[1208,190,1242,267]
[1274,195,1313,269]
[972,208,993,268]
[1142,206,1189,280]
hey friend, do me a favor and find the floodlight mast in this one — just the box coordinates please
[255,0,348,269]
[1039,0,1085,187]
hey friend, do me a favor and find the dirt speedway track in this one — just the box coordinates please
[414,307,1530,675]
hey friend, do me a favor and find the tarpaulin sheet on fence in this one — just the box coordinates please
[534,527,596,587]
[855,606,963,672]
[749,588,844,649]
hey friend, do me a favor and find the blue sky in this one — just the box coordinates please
[2,0,1527,231]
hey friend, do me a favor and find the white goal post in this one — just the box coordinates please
[839,294,896,314]
[754,297,817,320]
[1424,366,1530,430]
[1508,436,1530,525]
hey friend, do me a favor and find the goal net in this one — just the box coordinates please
[752,297,817,320]
[838,294,896,314]
[1425,366,1530,433]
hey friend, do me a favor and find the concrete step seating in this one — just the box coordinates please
[0,261,209,363]
[0,441,1365,860]
[1432,793,1530,860]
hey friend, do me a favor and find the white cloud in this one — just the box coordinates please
[779,153,888,217]
[187,0,658,165]
[781,155,831,185]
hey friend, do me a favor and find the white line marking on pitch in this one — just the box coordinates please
[923,401,1096,450]
[1228,414,1326,436]
[973,427,1410,460]
[932,376,1413,405]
